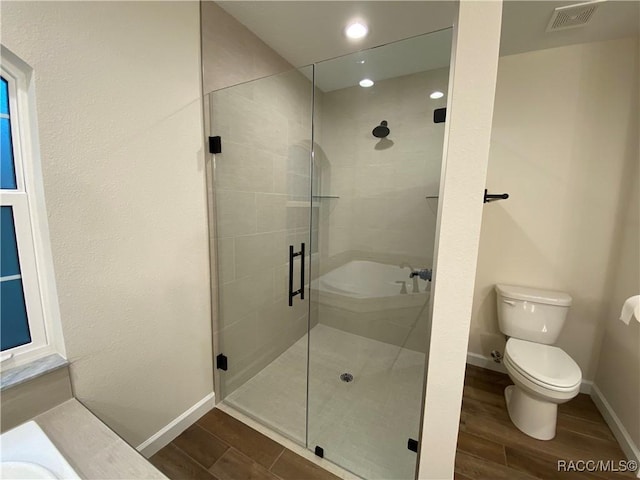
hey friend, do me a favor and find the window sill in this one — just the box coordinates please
[0,353,68,392]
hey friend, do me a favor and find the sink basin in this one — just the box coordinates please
[0,421,80,479]
[1,461,58,479]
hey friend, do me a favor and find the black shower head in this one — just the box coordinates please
[372,120,390,138]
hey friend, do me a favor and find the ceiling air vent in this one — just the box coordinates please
[546,0,606,32]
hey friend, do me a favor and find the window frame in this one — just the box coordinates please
[1,47,65,368]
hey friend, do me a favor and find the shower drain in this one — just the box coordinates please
[340,373,354,383]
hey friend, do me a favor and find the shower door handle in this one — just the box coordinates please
[288,243,305,306]
[300,243,305,301]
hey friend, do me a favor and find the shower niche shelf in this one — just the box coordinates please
[286,196,339,209]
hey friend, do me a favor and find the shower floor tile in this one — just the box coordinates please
[224,324,426,480]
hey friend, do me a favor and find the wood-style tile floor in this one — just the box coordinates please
[150,408,341,480]
[152,365,634,480]
[456,365,634,480]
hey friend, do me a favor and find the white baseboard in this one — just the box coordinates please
[466,352,592,394]
[579,379,593,395]
[591,384,640,477]
[137,392,215,458]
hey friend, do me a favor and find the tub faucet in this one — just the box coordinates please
[410,268,433,282]
[401,262,421,293]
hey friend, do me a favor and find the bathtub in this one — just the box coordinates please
[311,260,429,302]
[310,260,431,351]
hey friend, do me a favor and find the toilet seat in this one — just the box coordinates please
[505,338,582,392]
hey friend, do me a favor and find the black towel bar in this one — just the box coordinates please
[484,189,509,203]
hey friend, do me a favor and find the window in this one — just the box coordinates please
[1,47,63,367]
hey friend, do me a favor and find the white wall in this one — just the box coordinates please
[470,37,639,381]
[418,2,502,478]
[593,34,639,457]
[1,1,213,447]
[594,161,640,461]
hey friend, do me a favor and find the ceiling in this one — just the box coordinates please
[217,0,639,67]
[313,28,453,91]
[501,0,639,56]
[216,1,458,67]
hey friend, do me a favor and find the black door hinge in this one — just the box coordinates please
[433,108,446,124]
[408,438,419,453]
[209,136,222,154]
[216,354,228,371]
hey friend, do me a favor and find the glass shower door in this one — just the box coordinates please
[307,30,452,479]
[208,29,452,479]
[208,66,314,444]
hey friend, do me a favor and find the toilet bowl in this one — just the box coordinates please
[503,338,581,440]
[495,284,582,440]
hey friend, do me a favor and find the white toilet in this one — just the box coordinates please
[495,284,582,441]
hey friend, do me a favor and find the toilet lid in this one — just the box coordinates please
[505,338,582,389]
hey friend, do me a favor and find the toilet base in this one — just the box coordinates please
[504,385,557,440]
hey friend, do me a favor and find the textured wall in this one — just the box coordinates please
[594,35,640,453]
[1,1,213,447]
[418,2,502,477]
[470,37,639,381]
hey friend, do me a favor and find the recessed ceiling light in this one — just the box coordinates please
[359,78,374,88]
[430,91,445,99]
[357,60,365,64]
[345,22,368,39]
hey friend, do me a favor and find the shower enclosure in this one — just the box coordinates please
[207,29,452,480]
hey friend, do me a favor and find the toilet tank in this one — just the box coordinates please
[495,284,572,344]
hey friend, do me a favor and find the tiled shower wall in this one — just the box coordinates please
[210,67,450,379]
[310,68,449,351]
[210,70,320,396]
[317,68,449,267]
